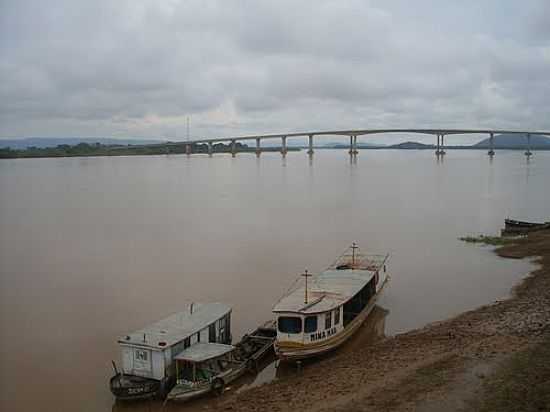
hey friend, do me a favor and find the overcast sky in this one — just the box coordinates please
[1,0,549,144]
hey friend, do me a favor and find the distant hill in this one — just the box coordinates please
[474,133,550,149]
[321,141,383,148]
[388,141,435,149]
[0,137,163,149]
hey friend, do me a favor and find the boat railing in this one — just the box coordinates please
[327,249,388,272]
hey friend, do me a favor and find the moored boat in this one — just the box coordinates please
[502,218,550,235]
[273,244,389,361]
[505,218,546,229]
[110,302,232,401]
[166,321,276,402]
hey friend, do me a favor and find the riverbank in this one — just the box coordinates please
[0,142,300,159]
[205,229,550,411]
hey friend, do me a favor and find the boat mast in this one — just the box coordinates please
[301,269,312,304]
[351,242,358,269]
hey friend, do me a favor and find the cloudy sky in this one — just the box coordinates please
[1,0,549,144]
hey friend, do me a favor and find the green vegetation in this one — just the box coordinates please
[0,141,300,159]
[459,235,519,246]
[473,335,550,412]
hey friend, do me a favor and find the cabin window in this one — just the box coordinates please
[325,311,332,329]
[184,337,190,348]
[209,323,216,342]
[197,332,200,343]
[218,316,228,343]
[304,316,318,333]
[278,316,302,334]
[334,308,340,325]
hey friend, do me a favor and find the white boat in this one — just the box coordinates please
[273,244,389,361]
[110,302,232,400]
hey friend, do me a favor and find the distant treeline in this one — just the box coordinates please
[0,142,298,159]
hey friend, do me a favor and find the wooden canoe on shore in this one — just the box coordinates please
[502,218,550,235]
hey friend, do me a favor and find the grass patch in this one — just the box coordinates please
[459,235,517,246]
[473,335,550,412]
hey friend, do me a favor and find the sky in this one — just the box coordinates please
[1,0,549,144]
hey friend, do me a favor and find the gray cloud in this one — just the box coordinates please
[1,0,549,143]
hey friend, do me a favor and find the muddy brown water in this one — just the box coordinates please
[1,150,548,412]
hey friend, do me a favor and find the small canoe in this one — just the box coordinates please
[503,218,550,235]
[504,218,546,229]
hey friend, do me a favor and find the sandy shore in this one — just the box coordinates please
[195,229,550,412]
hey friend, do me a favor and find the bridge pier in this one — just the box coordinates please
[525,133,532,157]
[208,142,213,156]
[281,136,287,156]
[185,144,191,155]
[435,134,446,155]
[231,139,236,157]
[307,135,314,155]
[255,138,261,157]
[488,132,495,156]
[348,135,358,155]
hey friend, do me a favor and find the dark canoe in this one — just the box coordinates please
[110,373,160,401]
[233,321,277,371]
[503,219,550,235]
[505,218,546,229]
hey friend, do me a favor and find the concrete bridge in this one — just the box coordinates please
[167,128,550,157]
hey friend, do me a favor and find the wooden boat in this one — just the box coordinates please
[233,320,277,371]
[503,218,550,235]
[273,244,389,361]
[166,322,276,402]
[110,302,232,401]
[505,218,546,229]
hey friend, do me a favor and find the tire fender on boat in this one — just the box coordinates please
[246,358,257,373]
[211,377,225,396]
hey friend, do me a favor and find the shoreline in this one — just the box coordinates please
[192,229,550,411]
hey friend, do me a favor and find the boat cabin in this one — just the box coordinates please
[116,302,231,391]
[174,343,235,386]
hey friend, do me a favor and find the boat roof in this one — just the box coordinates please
[174,343,235,362]
[118,302,231,350]
[273,251,387,314]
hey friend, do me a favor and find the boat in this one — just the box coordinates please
[234,320,277,372]
[110,302,232,401]
[502,218,550,235]
[272,243,389,361]
[505,218,547,229]
[166,321,276,402]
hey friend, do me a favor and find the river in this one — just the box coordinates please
[1,149,548,411]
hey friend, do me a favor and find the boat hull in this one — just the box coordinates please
[110,374,160,401]
[275,277,389,361]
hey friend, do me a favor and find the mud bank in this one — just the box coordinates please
[211,230,550,412]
